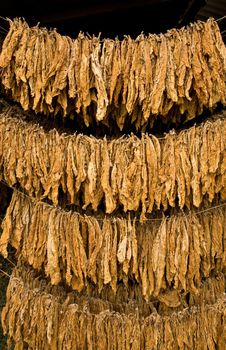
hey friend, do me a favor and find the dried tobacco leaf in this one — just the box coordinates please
[1,190,226,300]
[2,265,225,350]
[0,106,225,215]
[0,18,225,129]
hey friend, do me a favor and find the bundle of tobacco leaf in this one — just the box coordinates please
[0,191,225,300]
[0,107,225,217]
[76,271,226,314]
[2,265,225,350]
[0,18,225,130]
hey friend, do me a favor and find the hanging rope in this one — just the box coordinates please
[0,178,225,223]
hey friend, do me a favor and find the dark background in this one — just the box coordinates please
[0,0,225,39]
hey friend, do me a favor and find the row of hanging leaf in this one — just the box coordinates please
[2,264,225,350]
[1,190,225,300]
[0,107,225,217]
[0,18,225,130]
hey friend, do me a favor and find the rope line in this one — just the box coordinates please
[216,15,226,23]
[0,268,11,278]
[0,178,225,223]
[0,15,225,41]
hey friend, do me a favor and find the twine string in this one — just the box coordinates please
[0,178,225,223]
